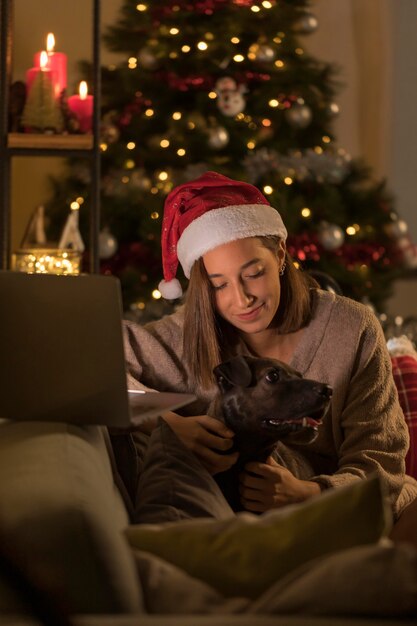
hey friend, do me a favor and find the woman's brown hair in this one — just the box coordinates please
[183,236,314,389]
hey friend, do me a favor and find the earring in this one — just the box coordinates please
[279,261,286,276]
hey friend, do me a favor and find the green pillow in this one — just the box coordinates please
[126,474,391,599]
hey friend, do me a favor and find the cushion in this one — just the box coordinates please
[0,420,143,615]
[128,420,391,600]
[391,355,417,479]
[251,542,417,617]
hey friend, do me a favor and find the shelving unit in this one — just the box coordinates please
[0,0,101,273]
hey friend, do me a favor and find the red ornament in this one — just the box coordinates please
[160,72,214,92]
[287,233,321,262]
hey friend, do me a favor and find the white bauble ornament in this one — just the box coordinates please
[317,221,345,250]
[285,102,313,129]
[99,227,118,259]
[208,126,229,149]
[296,13,319,34]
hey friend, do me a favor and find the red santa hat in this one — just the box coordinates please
[158,171,288,299]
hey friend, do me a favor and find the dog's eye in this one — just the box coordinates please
[265,369,280,384]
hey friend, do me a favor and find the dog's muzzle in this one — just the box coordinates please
[261,384,332,437]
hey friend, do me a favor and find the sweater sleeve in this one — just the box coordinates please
[312,306,410,512]
[122,308,190,394]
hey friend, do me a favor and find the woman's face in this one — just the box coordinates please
[203,237,285,335]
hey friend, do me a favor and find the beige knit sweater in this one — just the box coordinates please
[123,290,417,516]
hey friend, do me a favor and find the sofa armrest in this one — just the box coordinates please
[0,421,143,615]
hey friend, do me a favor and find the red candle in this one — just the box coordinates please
[68,81,94,133]
[26,50,56,95]
[34,33,67,98]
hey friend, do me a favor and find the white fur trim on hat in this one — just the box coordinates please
[177,204,287,278]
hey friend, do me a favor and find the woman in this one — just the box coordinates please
[124,171,417,518]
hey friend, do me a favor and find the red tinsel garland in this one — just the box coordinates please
[151,0,269,19]
[287,233,404,271]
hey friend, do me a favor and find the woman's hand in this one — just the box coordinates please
[239,456,321,512]
[162,412,239,475]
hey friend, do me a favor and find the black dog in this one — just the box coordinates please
[210,355,332,511]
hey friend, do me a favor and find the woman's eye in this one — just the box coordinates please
[265,369,280,383]
[212,283,227,291]
[244,269,265,280]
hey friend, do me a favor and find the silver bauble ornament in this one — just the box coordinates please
[137,46,159,70]
[296,13,319,34]
[249,42,276,62]
[384,219,408,239]
[396,236,417,268]
[208,126,229,149]
[327,102,340,117]
[285,103,313,129]
[130,169,152,191]
[101,123,120,144]
[99,227,118,259]
[401,316,417,344]
[317,221,345,250]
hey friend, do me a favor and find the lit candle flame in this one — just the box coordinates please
[79,81,88,100]
[40,51,48,69]
[46,33,55,53]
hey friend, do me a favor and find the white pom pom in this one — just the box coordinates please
[158,278,183,300]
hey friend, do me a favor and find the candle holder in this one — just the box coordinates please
[11,248,82,275]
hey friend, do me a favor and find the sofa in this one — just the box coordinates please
[1,414,417,626]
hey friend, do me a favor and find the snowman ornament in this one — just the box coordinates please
[215,77,247,117]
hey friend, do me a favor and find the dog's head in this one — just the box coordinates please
[212,355,332,459]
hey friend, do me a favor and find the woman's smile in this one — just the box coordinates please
[235,303,264,322]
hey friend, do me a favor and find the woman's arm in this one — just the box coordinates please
[311,310,409,511]
[123,316,238,474]
[162,412,239,474]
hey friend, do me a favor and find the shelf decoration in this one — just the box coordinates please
[33,33,67,98]
[11,205,83,276]
[19,204,47,247]
[26,53,57,97]
[58,206,85,252]
[11,248,82,275]
[68,81,94,133]
[22,51,64,133]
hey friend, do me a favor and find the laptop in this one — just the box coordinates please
[0,270,195,427]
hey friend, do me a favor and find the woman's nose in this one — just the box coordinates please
[233,282,254,307]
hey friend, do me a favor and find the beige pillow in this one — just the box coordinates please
[127,474,390,599]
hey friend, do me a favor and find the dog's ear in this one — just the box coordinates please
[213,356,252,389]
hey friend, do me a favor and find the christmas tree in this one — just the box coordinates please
[46,0,416,315]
